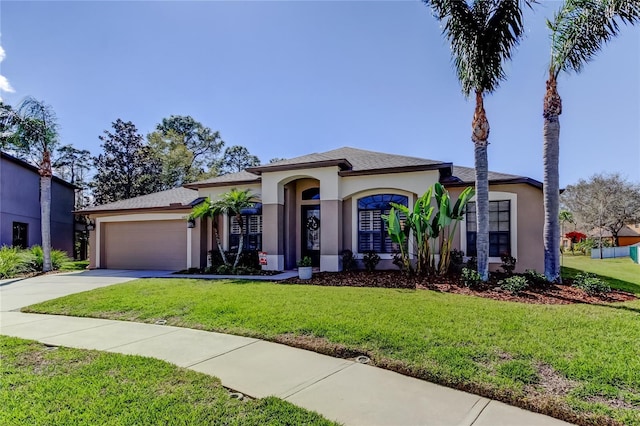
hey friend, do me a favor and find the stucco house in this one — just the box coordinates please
[0,151,75,255]
[81,147,544,273]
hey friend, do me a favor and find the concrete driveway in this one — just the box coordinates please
[0,269,171,312]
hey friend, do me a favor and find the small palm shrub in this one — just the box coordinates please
[500,254,517,275]
[0,246,31,278]
[573,272,611,295]
[499,275,529,295]
[341,249,357,272]
[363,251,381,272]
[461,267,482,288]
[29,245,71,271]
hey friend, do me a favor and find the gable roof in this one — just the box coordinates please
[77,187,201,214]
[1,151,77,189]
[246,147,450,176]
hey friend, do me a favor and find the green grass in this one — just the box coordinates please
[59,260,90,271]
[24,279,640,425]
[562,254,640,295]
[0,336,335,426]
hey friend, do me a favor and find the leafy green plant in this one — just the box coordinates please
[461,267,482,288]
[340,250,357,272]
[362,251,380,272]
[29,245,71,271]
[524,269,548,287]
[466,256,477,271]
[0,246,31,278]
[383,205,412,274]
[499,276,529,295]
[449,249,465,273]
[297,256,312,268]
[572,272,611,295]
[216,264,233,275]
[434,183,475,275]
[500,254,517,275]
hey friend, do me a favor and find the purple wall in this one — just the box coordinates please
[0,154,75,255]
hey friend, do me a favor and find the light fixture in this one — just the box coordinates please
[187,218,196,228]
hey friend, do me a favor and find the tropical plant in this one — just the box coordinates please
[340,249,357,272]
[499,275,529,295]
[362,251,381,272]
[0,97,59,272]
[572,272,611,295]
[434,184,475,275]
[190,189,257,269]
[297,256,312,267]
[461,267,482,288]
[427,0,533,281]
[384,205,412,274]
[542,0,640,281]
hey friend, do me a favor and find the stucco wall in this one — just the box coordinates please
[0,156,74,255]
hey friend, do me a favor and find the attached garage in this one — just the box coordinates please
[101,220,188,270]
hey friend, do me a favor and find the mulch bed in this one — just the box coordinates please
[278,270,637,305]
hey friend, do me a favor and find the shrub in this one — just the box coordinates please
[524,269,548,287]
[216,264,234,275]
[297,256,312,267]
[28,245,71,271]
[341,249,357,272]
[449,249,465,273]
[499,275,529,295]
[0,246,32,278]
[500,254,517,275]
[573,272,611,295]
[465,256,477,271]
[362,251,381,272]
[209,250,260,269]
[461,267,482,288]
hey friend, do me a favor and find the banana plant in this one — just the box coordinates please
[382,206,412,273]
[434,183,475,275]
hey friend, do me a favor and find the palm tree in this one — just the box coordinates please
[543,0,640,282]
[190,188,256,269]
[0,97,58,272]
[427,0,532,281]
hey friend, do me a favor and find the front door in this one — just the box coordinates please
[301,205,320,267]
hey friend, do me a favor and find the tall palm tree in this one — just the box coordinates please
[427,0,532,280]
[189,198,228,267]
[1,97,58,272]
[543,0,639,282]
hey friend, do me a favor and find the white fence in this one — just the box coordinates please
[591,247,630,259]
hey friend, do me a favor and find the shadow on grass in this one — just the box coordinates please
[562,266,640,296]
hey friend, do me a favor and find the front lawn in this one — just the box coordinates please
[562,254,640,295]
[0,336,334,425]
[24,279,640,425]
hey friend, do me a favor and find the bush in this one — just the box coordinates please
[449,249,465,273]
[465,256,477,271]
[524,269,548,287]
[499,275,529,295]
[0,246,32,278]
[209,250,260,269]
[341,249,357,272]
[362,251,381,272]
[461,267,482,288]
[573,272,611,295]
[28,245,71,271]
[297,256,312,267]
[500,254,517,275]
[216,264,234,275]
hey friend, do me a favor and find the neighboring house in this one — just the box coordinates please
[0,151,75,255]
[588,224,640,247]
[80,147,544,273]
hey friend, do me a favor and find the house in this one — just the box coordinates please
[0,151,75,255]
[80,147,544,273]
[588,224,640,247]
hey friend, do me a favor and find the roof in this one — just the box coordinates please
[183,170,260,189]
[589,224,640,238]
[446,165,543,189]
[246,147,450,176]
[1,151,77,189]
[77,187,201,214]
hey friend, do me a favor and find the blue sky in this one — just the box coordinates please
[1,1,638,186]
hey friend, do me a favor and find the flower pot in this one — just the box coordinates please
[298,266,313,280]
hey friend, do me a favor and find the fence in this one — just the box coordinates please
[631,246,639,264]
[591,246,630,259]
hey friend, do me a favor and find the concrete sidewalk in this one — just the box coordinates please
[0,271,572,426]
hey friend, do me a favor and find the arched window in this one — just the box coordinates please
[357,194,408,253]
[302,188,320,200]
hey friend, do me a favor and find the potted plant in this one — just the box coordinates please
[297,256,313,279]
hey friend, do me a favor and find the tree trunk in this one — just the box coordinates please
[40,167,53,272]
[472,91,490,281]
[233,214,244,269]
[38,150,53,272]
[543,74,562,282]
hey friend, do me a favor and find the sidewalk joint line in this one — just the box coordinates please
[467,398,491,426]
[185,340,260,368]
[281,361,355,400]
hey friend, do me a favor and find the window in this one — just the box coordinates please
[466,201,510,257]
[12,222,28,249]
[229,204,262,251]
[358,194,408,253]
[301,188,320,200]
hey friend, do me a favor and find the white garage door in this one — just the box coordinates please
[102,220,187,270]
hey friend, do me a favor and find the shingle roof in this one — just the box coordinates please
[184,170,260,188]
[78,187,200,213]
[447,166,542,188]
[248,147,448,175]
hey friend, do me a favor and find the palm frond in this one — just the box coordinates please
[427,0,533,96]
[550,0,640,76]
